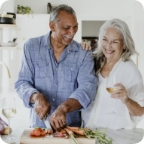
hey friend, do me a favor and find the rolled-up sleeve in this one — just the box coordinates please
[15,41,38,108]
[69,50,97,109]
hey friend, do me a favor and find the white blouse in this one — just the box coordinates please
[82,58,144,130]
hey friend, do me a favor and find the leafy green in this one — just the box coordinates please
[70,134,80,144]
[84,128,112,144]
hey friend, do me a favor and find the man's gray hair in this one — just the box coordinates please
[95,19,137,74]
[49,4,76,23]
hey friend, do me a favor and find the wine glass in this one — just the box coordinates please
[106,75,121,114]
[2,97,16,141]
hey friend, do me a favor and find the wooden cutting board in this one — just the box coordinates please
[20,129,95,144]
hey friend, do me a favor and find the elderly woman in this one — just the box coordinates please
[82,19,144,130]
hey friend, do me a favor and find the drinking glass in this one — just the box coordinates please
[2,97,16,141]
[106,75,121,114]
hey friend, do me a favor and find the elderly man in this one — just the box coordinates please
[15,5,97,130]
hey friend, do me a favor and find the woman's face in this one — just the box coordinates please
[101,27,125,62]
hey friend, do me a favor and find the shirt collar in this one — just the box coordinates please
[43,31,79,52]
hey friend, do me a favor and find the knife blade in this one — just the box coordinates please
[43,116,52,129]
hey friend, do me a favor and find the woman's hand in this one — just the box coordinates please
[110,83,129,104]
[111,83,144,116]
[81,42,92,50]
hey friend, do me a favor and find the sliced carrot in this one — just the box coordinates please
[66,126,85,136]
[66,126,79,131]
[71,129,85,136]
[64,128,73,136]
[47,129,52,134]
[60,129,66,134]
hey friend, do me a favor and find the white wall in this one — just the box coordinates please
[82,21,105,37]
[132,1,144,81]
[0,0,15,13]
[14,0,133,18]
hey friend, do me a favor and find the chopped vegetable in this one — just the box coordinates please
[30,128,47,137]
[53,132,68,138]
[84,128,112,144]
[66,126,79,131]
[64,128,80,144]
[47,129,53,134]
[66,126,112,144]
[0,122,4,134]
[60,129,66,134]
[67,127,85,136]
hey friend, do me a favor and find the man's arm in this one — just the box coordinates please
[69,50,97,108]
[50,49,97,130]
[15,40,50,120]
[15,40,39,108]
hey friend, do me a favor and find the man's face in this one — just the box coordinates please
[50,11,78,46]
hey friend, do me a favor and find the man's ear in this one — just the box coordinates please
[49,21,55,32]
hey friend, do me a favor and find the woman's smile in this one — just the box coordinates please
[105,49,115,54]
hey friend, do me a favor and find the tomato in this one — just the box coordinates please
[30,131,35,136]
[30,128,47,137]
[41,131,46,136]
[34,130,41,136]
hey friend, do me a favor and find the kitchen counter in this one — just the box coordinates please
[1,128,144,144]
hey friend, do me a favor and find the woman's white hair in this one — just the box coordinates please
[94,18,137,74]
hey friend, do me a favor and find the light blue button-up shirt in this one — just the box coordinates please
[15,32,97,128]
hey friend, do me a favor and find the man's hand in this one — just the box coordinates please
[50,98,82,131]
[50,105,67,131]
[30,92,51,120]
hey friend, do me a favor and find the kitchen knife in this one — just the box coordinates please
[43,116,52,129]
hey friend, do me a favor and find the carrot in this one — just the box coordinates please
[47,129,52,134]
[66,126,79,131]
[60,129,66,134]
[64,128,80,144]
[70,129,85,136]
[66,126,85,136]
[64,128,73,136]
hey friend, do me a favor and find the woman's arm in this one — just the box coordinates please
[124,97,144,116]
[111,83,144,116]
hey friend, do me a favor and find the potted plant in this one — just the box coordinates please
[17,5,33,15]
